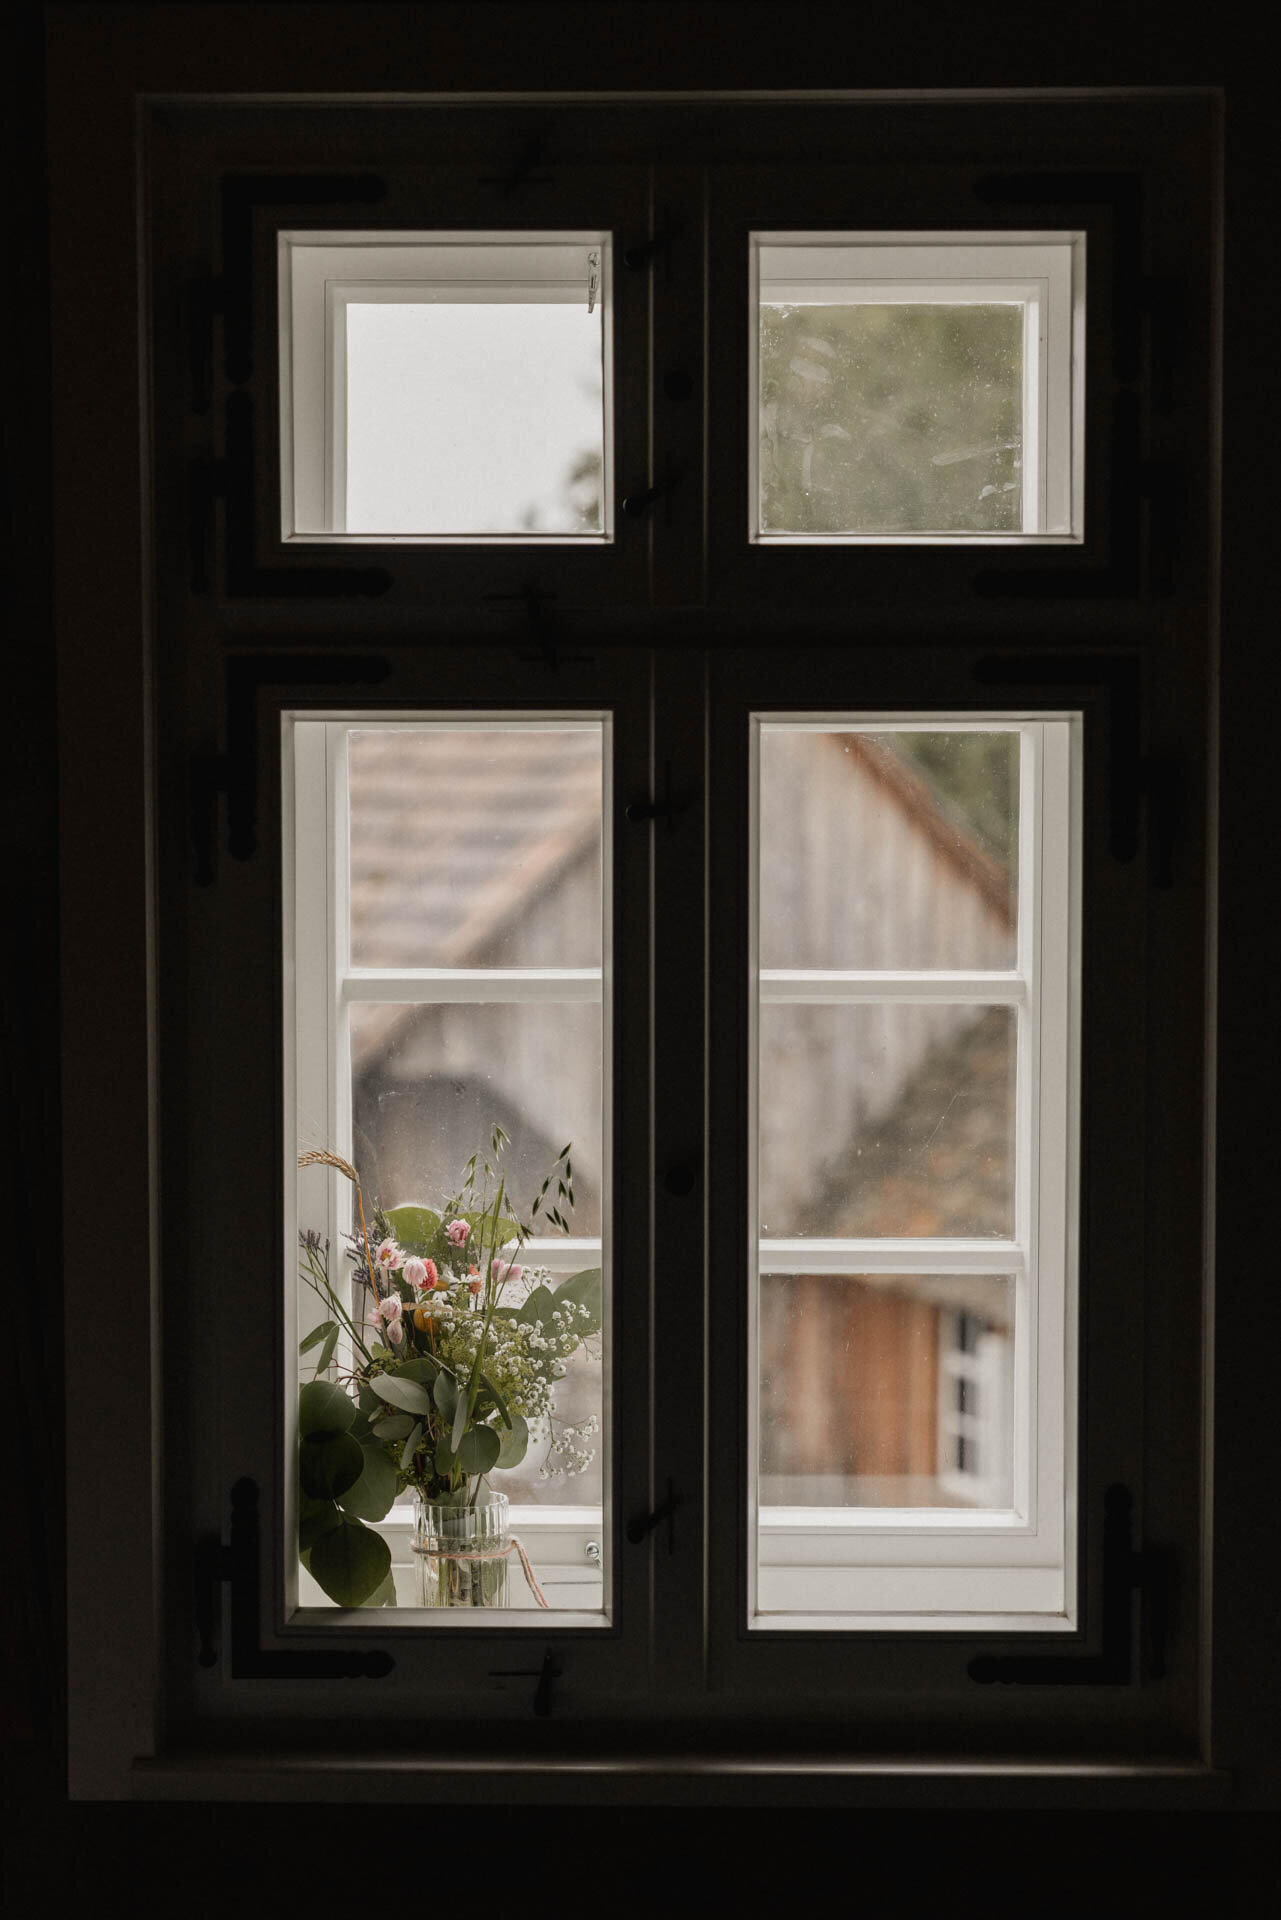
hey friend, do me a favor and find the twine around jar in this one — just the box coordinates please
[411,1534,550,1608]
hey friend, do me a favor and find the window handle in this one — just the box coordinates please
[622,452,684,518]
[625,759,691,831]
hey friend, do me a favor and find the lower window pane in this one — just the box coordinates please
[759,1272,1015,1512]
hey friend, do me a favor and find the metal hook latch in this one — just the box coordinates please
[491,1646,563,1717]
[627,1477,682,1551]
[586,248,601,315]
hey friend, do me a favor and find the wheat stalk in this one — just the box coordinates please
[298,1149,381,1299]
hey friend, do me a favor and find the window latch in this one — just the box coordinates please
[586,248,601,314]
[627,1477,682,1552]
[625,759,692,832]
[490,1646,563,1718]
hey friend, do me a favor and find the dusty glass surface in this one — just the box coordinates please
[345,302,604,534]
[348,726,603,969]
[350,999,602,1236]
[759,1273,1014,1508]
[758,303,1023,533]
[758,1004,1016,1240]
[758,729,1019,970]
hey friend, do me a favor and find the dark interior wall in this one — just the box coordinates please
[8,0,1277,1886]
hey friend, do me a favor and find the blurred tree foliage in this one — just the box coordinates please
[759,303,1023,533]
[889,731,1020,882]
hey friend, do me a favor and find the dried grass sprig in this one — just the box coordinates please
[298,1149,381,1299]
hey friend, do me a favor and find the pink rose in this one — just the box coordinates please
[445,1220,470,1247]
[375,1238,402,1272]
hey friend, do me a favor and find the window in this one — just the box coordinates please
[286,715,611,1617]
[53,66,1227,1802]
[279,232,612,540]
[751,233,1083,541]
[750,717,1079,1628]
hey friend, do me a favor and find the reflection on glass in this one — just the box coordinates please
[759,729,1018,970]
[758,1004,1016,1240]
[350,1000,602,1236]
[348,727,603,969]
[759,1274,1014,1508]
[346,302,604,534]
[759,304,1023,533]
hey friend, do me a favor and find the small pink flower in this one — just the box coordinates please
[374,1293,402,1326]
[375,1237,403,1272]
[387,1318,405,1347]
[402,1256,433,1291]
[491,1257,523,1285]
[468,1276,484,1296]
[445,1219,470,1247]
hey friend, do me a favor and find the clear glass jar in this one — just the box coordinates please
[413,1491,510,1607]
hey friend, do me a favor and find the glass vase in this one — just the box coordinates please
[413,1491,511,1607]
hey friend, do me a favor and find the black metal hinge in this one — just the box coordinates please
[968,1484,1173,1686]
[195,1478,393,1679]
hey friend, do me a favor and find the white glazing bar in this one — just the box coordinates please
[758,1238,1026,1275]
[760,970,1027,1004]
[342,967,603,1003]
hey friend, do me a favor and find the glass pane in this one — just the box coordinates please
[759,1273,1014,1509]
[345,302,604,534]
[758,1004,1016,1239]
[759,728,1018,969]
[759,302,1023,533]
[351,1000,602,1236]
[348,726,603,968]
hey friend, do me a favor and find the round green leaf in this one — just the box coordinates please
[516,1284,556,1327]
[336,1439,399,1521]
[299,1378,356,1438]
[495,1413,529,1469]
[370,1412,414,1441]
[383,1205,440,1254]
[299,1504,343,1553]
[299,1428,364,1499]
[368,1373,433,1416]
[553,1266,603,1335]
[455,1423,502,1475]
[392,1355,439,1382]
[309,1517,392,1608]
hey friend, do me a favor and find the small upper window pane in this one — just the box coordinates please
[751,234,1082,543]
[280,233,611,542]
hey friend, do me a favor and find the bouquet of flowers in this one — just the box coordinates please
[296,1128,601,1607]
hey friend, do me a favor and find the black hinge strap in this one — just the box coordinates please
[195,1478,393,1679]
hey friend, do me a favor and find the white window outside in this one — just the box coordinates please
[278,232,613,542]
[751,234,1084,542]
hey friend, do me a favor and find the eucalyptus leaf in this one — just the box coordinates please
[367,1566,398,1608]
[298,1378,356,1439]
[357,1380,382,1417]
[553,1266,603,1335]
[309,1517,391,1608]
[298,1504,343,1553]
[433,1370,459,1422]
[455,1423,502,1475]
[432,1440,457,1477]
[392,1355,439,1382]
[516,1284,556,1327]
[400,1420,424,1469]
[299,1319,338,1356]
[299,1428,364,1499]
[495,1413,529,1469]
[368,1374,433,1416]
[313,1324,340,1374]
[383,1205,440,1254]
[370,1412,414,1441]
[335,1439,399,1522]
